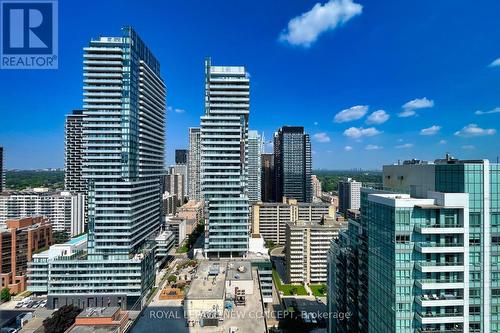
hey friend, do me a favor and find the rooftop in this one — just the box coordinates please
[185,261,226,300]
[68,234,87,245]
[179,200,203,209]
[77,307,119,319]
[226,261,252,281]
[67,325,119,333]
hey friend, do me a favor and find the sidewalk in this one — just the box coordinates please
[304,284,313,296]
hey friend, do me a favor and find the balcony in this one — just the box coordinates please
[416,294,464,307]
[415,262,465,273]
[415,224,464,234]
[416,328,463,333]
[416,278,464,290]
[415,242,465,254]
[416,312,464,324]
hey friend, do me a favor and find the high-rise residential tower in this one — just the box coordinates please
[175,149,188,165]
[338,177,361,213]
[382,156,500,333]
[261,153,275,202]
[201,58,250,258]
[247,130,262,203]
[83,27,165,257]
[0,146,4,192]
[274,126,312,203]
[27,28,165,310]
[311,174,322,200]
[188,127,201,201]
[164,166,185,204]
[328,155,500,333]
[64,110,86,193]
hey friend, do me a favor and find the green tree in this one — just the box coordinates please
[0,287,11,302]
[167,275,177,284]
[265,240,276,249]
[53,231,70,244]
[43,305,81,333]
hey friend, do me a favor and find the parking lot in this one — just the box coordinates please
[13,298,47,310]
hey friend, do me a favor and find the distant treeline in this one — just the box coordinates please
[4,169,382,193]
[6,170,64,190]
[313,170,382,193]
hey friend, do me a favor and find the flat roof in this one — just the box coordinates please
[226,261,252,281]
[77,307,118,318]
[68,234,87,245]
[185,261,226,300]
[68,325,119,333]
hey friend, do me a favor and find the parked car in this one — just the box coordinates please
[15,302,23,308]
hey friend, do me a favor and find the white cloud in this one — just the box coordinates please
[438,139,447,145]
[366,110,389,125]
[334,105,368,123]
[314,121,319,125]
[475,107,500,115]
[344,145,353,151]
[279,0,363,47]
[395,143,414,149]
[365,144,382,150]
[167,106,186,114]
[461,145,475,150]
[398,97,434,117]
[313,132,331,142]
[343,126,381,138]
[489,58,500,67]
[420,125,441,136]
[454,123,496,137]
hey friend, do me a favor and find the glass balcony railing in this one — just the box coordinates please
[418,277,464,284]
[417,261,464,266]
[417,312,463,318]
[417,242,464,247]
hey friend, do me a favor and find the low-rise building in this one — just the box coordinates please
[252,197,335,245]
[225,261,253,297]
[65,307,130,333]
[154,230,175,268]
[184,261,226,325]
[0,216,52,294]
[285,218,346,284]
[248,235,273,304]
[177,200,204,222]
[27,234,155,310]
[184,258,271,330]
[28,233,87,293]
[0,188,85,236]
[166,217,187,247]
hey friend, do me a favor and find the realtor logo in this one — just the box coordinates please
[1,0,58,69]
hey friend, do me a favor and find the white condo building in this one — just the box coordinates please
[188,127,202,201]
[201,58,250,258]
[0,189,85,236]
[247,130,262,204]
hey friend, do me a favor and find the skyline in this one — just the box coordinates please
[1,0,499,170]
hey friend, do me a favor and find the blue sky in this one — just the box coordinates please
[0,0,499,170]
